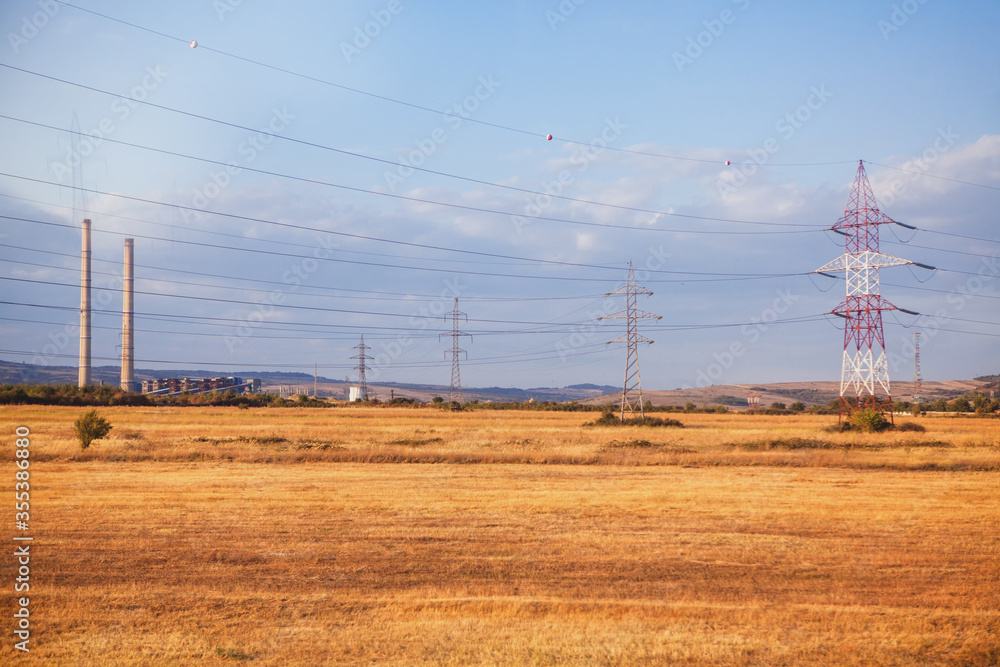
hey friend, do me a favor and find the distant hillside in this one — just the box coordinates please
[0,360,612,404]
[0,360,986,407]
[580,380,983,410]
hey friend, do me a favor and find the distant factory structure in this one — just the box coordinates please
[141,376,261,396]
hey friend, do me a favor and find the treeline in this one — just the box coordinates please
[912,391,999,415]
[0,384,153,406]
[0,384,330,408]
[3,384,996,414]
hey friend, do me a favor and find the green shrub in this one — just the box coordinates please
[848,408,891,433]
[74,410,112,450]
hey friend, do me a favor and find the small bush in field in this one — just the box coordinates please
[589,412,684,428]
[895,421,926,432]
[849,408,891,433]
[74,409,112,449]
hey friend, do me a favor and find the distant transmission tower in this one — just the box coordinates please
[351,335,373,401]
[815,161,931,422]
[440,298,472,403]
[599,261,661,421]
[912,332,923,403]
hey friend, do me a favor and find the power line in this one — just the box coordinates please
[919,229,1000,246]
[0,234,606,303]
[0,188,568,270]
[865,160,1000,192]
[0,275,617,326]
[0,298,842,335]
[883,282,1000,301]
[883,240,1000,260]
[50,1,860,169]
[0,253,605,305]
[0,313,614,361]
[0,77,823,232]
[1,213,810,282]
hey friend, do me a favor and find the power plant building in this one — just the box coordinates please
[141,376,261,395]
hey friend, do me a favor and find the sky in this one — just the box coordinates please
[0,0,998,391]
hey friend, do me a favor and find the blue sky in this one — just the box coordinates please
[1,0,998,390]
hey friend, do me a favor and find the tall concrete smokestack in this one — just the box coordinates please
[78,218,91,387]
[120,238,134,392]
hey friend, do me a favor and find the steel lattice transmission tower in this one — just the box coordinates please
[599,261,661,421]
[912,332,923,403]
[440,298,472,403]
[350,335,373,401]
[815,161,928,422]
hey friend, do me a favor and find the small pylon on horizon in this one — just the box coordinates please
[599,261,661,422]
[350,335,373,401]
[441,298,472,404]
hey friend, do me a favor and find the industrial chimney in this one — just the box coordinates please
[78,218,91,387]
[120,238,134,392]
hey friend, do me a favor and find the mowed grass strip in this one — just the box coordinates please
[6,459,999,665]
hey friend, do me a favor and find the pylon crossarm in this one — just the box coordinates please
[852,251,912,269]
[606,286,653,297]
[834,212,895,230]
[816,252,911,274]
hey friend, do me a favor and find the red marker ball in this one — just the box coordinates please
[546,134,553,141]
[725,160,731,166]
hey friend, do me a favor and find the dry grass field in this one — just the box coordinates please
[1,405,998,665]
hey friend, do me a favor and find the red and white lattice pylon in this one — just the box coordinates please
[815,161,921,422]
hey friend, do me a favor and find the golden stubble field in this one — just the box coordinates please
[1,405,998,665]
